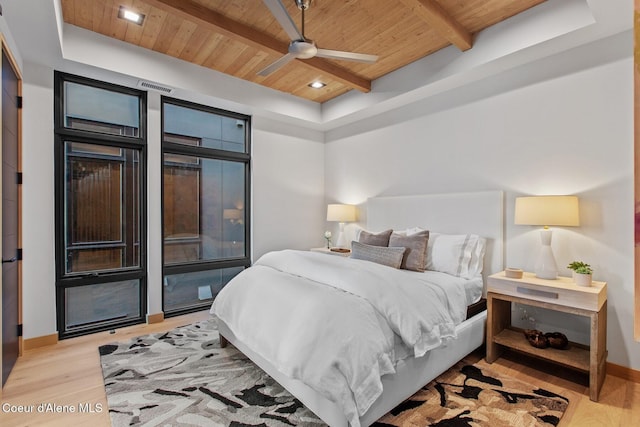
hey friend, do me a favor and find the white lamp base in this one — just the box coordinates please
[335,222,347,248]
[535,228,558,279]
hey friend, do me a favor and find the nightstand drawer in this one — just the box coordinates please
[487,271,606,311]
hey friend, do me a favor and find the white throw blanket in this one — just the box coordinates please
[211,250,466,427]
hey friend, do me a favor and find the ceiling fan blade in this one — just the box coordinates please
[257,53,296,76]
[315,49,378,63]
[262,0,304,41]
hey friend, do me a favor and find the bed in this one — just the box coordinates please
[211,191,504,426]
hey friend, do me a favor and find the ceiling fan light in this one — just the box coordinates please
[289,40,317,58]
[309,81,326,89]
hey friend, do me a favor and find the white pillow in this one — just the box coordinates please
[468,236,487,277]
[342,225,365,249]
[405,227,425,236]
[344,223,364,247]
[426,232,485,279]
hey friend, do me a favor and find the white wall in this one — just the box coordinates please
[21,63,56,339]
[18,60,326,338]
[325,54,637,368]
[251,126,326,258]
[0,13,23,72]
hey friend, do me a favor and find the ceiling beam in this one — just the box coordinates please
[143,0,371,92]
[399,0,472,51]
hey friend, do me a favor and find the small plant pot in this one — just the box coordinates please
[574,272,592,287]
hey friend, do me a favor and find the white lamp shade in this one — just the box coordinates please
[326,204,357,222]
[514,195,579,280]
[514,196,579,227]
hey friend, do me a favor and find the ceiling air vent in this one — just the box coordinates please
[137,80,174,94]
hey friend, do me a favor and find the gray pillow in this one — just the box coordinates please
[351,241,406,269]
[358,229,393,247]
[389,230,429,272]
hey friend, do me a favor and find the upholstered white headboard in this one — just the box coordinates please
[366,191,505,279]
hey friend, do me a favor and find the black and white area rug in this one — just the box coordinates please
[99,319,323,426]
[99,319,569,427]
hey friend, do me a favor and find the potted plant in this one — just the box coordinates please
[567,261,593,287]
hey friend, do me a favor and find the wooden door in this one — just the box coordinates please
[1,45,21,387]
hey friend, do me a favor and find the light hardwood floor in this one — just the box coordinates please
[1,310,638,426]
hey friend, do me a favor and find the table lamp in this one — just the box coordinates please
[223,208,243,225]
[326,204,356,248]
[514,195,579,279]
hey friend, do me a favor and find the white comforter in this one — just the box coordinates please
[210,250,469,427]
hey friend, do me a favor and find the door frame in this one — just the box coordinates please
[0,34,23,392]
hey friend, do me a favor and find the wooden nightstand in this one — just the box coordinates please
[310,247,351,257]
[486,271,607,401]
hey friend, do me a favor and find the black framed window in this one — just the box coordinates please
[54,72,147,338]
[162,98,250,315]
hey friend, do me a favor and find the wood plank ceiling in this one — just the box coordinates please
[61,0,546,103]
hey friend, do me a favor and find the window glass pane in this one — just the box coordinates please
[65,280,140,331]
[64,81,140,137]
[70,142,122,157]
[163,103,246,153]
[163,154,246,263]
[69,247,124,272]
[164,267,243,312]
[64,141,140,274]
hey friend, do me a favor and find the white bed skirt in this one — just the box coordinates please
[217,310,487,427]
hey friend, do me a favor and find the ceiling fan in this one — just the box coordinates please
[258,0,379,76]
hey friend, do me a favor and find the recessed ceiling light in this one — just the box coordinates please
[118,6,145,25]
[309,81,326,89]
